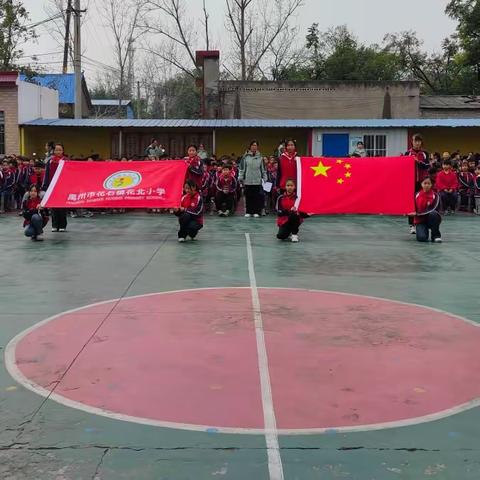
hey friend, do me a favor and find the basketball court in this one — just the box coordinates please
[1,213,480,479]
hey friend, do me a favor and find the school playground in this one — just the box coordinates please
[1,212,480,480]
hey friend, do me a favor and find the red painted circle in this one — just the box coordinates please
[10,289,480,432]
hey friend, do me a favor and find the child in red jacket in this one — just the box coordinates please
[474,166,480,215]
[174,179,204,242]
[436,159,459,214]
[410,177,442,243]
[22,185,49,242]
[458,161,475,212]
[406,134,430,234]
[215,164,237,216]
[276,179,308,243]
[277,139,298,192]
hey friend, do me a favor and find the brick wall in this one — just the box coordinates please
[0,86,19,155]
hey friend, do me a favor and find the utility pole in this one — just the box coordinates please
[137,81,141,119]
[62,0,73,74]
[73,0,82,119]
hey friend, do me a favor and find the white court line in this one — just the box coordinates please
[245,234,284,480]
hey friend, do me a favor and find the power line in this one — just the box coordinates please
[24,13,64,30]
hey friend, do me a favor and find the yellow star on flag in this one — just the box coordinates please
[345,172,352,178]
[337,178,344,184]
[311,161,332,177]
[345,164,352,170]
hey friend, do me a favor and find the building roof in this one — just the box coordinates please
[421,95,480,109]
[20,118,480,129]
[91,99,132,106]
[0,71,18,86]
[19,73,91,107]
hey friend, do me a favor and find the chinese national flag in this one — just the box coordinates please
[297,156,416,215]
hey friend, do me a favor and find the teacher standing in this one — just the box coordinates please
[239,140,267,218]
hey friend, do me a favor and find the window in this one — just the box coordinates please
[363,134,387,157]
[0,111,4,155]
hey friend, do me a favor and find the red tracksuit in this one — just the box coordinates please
[180,191,204,225]
[277,151,297,190]
[414,190,439,225]
[185,156,204,189]
[406,148,430,183]
[458,171,475,194]
[436,170,459,191]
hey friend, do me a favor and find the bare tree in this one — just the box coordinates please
[142,0,210,78]
[225,0,304,80]
[101,0,145,116]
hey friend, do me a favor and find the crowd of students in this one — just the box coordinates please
[1,135,479,244]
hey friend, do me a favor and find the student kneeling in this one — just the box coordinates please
[174,180,204,242]
[410,177,442,243]
[276,179,308,243]
[23,185,49,242]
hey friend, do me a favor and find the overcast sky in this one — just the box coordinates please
[20,0,457,83]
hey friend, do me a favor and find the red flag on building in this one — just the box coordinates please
[41,160,188,209]
[296,156,416,215]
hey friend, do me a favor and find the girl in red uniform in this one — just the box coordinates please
[277,139,298,192]
[457,161,475,212]
[175,179,204,242]
[22,185,49,242]
[276,179,307,243]
[410,177,442,243]
[406,134,430,234]
[184,145,204,190]
[42,143,68,232]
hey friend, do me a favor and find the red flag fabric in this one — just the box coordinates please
[41,160,188,209]
[296,156,416,215]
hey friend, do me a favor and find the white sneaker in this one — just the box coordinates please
[36,234,44,241]
[291,234,299,243]
[70,213,78,218]
[51,228,58,232]
[244,214,251,218]
[409,225,416,234]
[225,210,230,216]
[178,238,185,243]
[218,210,224,216]
[59,228,66,232]
[253,214,260,218]
[434,237,443,243]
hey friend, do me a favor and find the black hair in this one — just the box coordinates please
[285,138,297,148]
[222,164,232,170]
[249,140,259,147]
[29,184,39,192]
[412,133,423,143]
[54,143,64,151]
[187,144,198,151]
[357,141,365,146]
[442,159,452,166]
[34,161,44,168]
[47,141,55,150]
[285,178,296,186]
[185,179,197,190]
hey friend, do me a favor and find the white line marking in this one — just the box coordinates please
[245,234,284,480]
[4,287,480,436]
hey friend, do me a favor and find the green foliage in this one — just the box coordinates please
[151,73,200,119]
[301,25,403,82]
[446,0,480,76]
[0,0,36,71]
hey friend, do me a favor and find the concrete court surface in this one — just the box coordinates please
[1,212,480,480]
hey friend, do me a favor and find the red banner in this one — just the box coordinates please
[297,156,416,215]
[41,160,188,209]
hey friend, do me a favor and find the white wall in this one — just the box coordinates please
[17,81,59,124]
[312,128,409,157]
